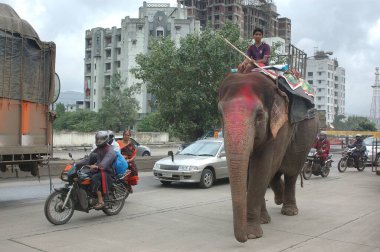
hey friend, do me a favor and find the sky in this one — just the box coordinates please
[1,0,380,116]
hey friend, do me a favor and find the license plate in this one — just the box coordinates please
[162,172,172,178]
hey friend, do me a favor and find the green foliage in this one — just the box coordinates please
[137,112,165,132]
[333,113,377,131]
[53,110,99,132]
[132,23,249,141]
[97,73,140,132]
[54,103,65,115]
[270,41,287,65]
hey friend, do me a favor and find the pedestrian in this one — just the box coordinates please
[117,129,138,192]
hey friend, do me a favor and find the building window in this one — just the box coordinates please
[116,61,120,68]
[318,80,322,84]
[156,26,164,37]
[308,72,313,77]
[116,35,121,42]
[86,64,91,73]
[94,89,96,95]
[318,72,322,76]
[105,63,111,71]
[94,102,96,109]
[308,80,313,84]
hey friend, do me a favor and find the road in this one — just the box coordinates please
[1,155,380,251]
[52,145,180,160]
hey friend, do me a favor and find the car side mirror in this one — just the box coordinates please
[168,151,174,162]
[218,151,226,158]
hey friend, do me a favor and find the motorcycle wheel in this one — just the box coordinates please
[357,160,366,172]
[338,158,348,173]
[321,166,330,177]
[102,184,127,216]
[44,191,74,225]
[302,163,312,180]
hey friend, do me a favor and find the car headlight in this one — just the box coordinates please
[153,163,160,169]
[178,165,199,171]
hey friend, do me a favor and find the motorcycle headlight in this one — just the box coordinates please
[178,165,198,171]
[153,163,160,170]
[60,172,69,181]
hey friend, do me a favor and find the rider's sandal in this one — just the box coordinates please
[94,201,105,210]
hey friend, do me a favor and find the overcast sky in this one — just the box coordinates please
[2,0,379,116]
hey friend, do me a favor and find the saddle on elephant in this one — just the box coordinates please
[237,65,316,124]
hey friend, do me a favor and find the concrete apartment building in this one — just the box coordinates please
[179,0,290,45]
[306,51,346,125]
[84,2,200,113]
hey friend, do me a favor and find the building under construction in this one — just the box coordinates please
[178,0,291,45]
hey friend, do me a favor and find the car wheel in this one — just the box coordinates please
[160,181,172,186]
[199,168,214,189]
[142,151,150,157]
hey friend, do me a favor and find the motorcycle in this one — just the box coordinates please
[302,148,333,180]
[337,147,367,173]
[44,153,129,225]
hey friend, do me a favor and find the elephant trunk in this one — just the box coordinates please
[223,110,254,243]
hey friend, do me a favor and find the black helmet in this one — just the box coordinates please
[95,131,109,147]
[107,130,115,144]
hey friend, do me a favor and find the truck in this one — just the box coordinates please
[0,4,59,176]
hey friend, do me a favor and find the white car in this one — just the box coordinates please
[115,136,151,156]
[364,137,380,165]
[153,139,227,188]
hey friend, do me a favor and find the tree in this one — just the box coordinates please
[97,73,140,132]
[137,112,165,132]
[54,103,65,115]
[132,22,249,141]
[333,114,377,131]
[53,110,99,132]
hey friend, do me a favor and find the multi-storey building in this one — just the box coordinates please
[84,2,200,113]
[306,51,346,125]
[277,17,291,52]
[179,0,288,41]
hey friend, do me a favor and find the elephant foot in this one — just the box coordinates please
[247,223,263,239]
[260,211,271,224]
[274,194,283,205]
[281,204,299,216]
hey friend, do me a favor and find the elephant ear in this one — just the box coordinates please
[270,88,289,138]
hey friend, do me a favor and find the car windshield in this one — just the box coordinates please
[179,141,222,156]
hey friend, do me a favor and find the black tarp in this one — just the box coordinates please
[0,3,55,104]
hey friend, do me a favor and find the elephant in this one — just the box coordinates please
[218,71,319,243]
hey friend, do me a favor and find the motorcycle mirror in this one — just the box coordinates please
[168,151,174,162]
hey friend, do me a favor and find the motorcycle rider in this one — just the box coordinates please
[312,131,330,166]
[90,130,120,153]
[87,131,116,209]
[348,134,367,168]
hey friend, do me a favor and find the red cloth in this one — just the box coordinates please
[313,139,330,163]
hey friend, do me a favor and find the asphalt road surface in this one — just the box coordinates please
[1,154,380,251]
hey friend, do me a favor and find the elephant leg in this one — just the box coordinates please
[260,197,271,224]
[270,172,284,205]
[281,174,299,216]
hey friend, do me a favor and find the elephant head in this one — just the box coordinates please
[218,72,289,242]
